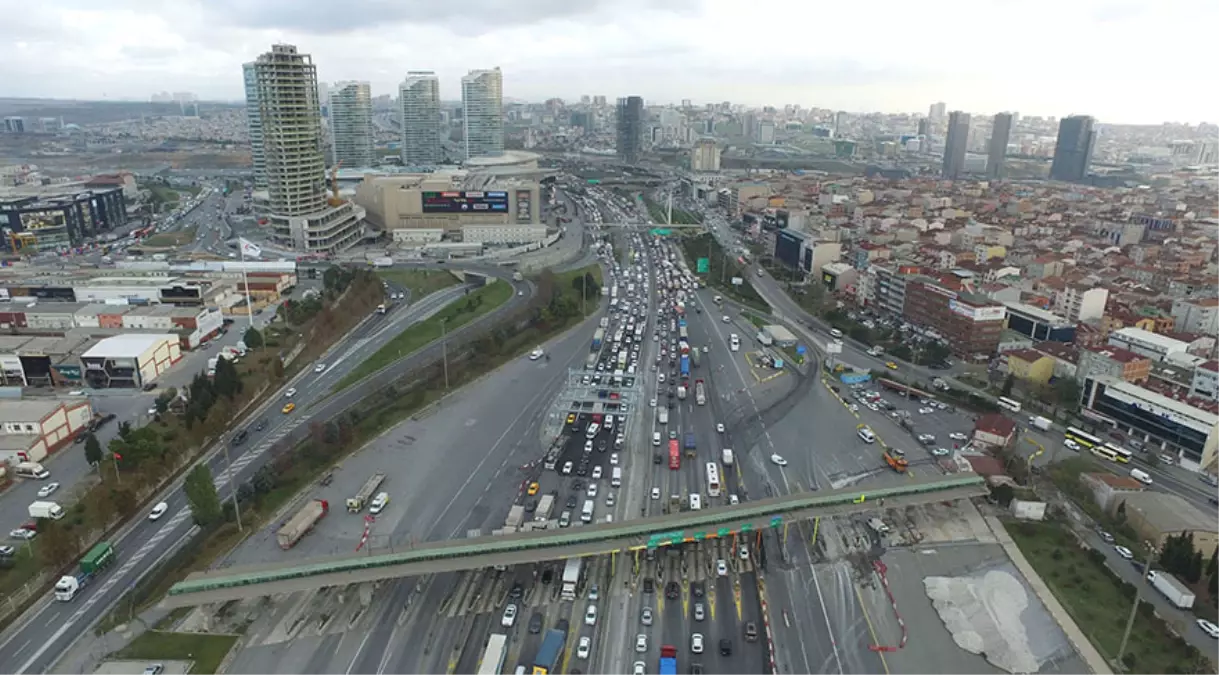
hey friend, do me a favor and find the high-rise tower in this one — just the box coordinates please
[616,96,644,164]
[941,111,971,180]
[399,71,442,165]
[242,62,266,189]
[1049,115,1096,183]
[462,68,504,160]
[329,81,374,168]
[987,112,1013,180]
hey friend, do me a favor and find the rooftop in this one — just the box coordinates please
[1122,491,1217,534]
[0,399,64,424]
[975,413,1016,437]
[81,333,176,360]
[1087,346,1147,364]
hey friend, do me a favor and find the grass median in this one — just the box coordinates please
[113,630,238,674]
[1006,520,1212,674]
[333,280,513,392]
[375,268,460,298]
[142,226,197,248]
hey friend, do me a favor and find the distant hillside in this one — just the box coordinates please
[0,98,243,125]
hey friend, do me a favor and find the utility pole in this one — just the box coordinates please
[222,435,244,533]
[1115,542,1156,670]
[440,318,450,390]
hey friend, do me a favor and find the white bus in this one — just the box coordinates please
[477,634,508,675]
[997,396,1022,413]
[706,463,721,497]
[1064,426,1103,449]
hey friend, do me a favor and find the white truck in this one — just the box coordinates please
[535,494,555,522]
[560,558,583,600]
[1030,415,1052,432]
[657,408,669,425]
[29,501,65,520]
[375,303,387,315]
[677,385,687,401]
[504,504,527,530]
[721,448,734,466]
[1147,570,1195,609]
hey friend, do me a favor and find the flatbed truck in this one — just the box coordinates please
[347,472,386,512]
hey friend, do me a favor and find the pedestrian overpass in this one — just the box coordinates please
[164,474,985,607]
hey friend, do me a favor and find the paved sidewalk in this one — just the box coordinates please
[985,515,1113,675]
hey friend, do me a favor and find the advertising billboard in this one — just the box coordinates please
[949,300,1006,322]
[515,190,532,223]
[421,190,509,214]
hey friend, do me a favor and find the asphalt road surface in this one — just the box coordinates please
[0,271,528,674]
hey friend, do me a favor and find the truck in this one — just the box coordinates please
[1030,415,1052,432]
[560,558,582,600]
[533,628,566,674]
[722,448,734,466]
[680,355,690,378]
[683,432,696,457]
[677,385,687,400]
[504,504,527,529]
[1147,570,1195,609]
[276,499,329,549]
[535,494,555,522]
[695,379,706,406]
[756,330,774,347]
[375,303,387,315]
[657,407,669,425]
[28,501,64,520]
[347,472,386,512]
[883,449,909,473]
[659,644,678,675]
[592,328,605,351]
[691,349,701,368]
[55,541,115,601]
[512,271,524,282]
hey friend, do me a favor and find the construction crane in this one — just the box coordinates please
[327,161,343,207]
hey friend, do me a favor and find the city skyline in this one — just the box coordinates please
[1,0,1213,125]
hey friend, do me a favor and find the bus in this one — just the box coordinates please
[668,440,681,470]
[706,463,721,497]
[1064,426,1103,449]
[1093,442,1134,464]
[477,634,508,675]
[997,396,1022,413]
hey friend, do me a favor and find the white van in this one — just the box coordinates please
[1130,468,1153,485]
[15,462,50,479]
[689,494,702,510]
[586,422,601,439]
[611,467,622,487]
[858,428,876,444]
[581,499,596,523]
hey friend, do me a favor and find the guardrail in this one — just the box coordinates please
[169,474,984,597]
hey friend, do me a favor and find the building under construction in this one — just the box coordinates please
[616,96,644,164]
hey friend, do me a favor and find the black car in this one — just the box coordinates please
[643,577,654,594]
[665,581,680,599]
[254,418,267,432]
[541,568,554,584]
[576,466,588,477]
[231,429,249,446]
[142,382,157,392]
[509,582,524,599]
[524,500,538,513]
[653,454,663,464]
[571,480,585,490]
[565,495,578,509]
[718,639,732,656]
[691,582,704,598]
[528,612,544,634]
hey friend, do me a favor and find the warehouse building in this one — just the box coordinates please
[0,398,94,465]
[81,334,182,389]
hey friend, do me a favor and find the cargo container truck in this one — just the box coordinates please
[535,495,555,522]
[695,379,706,406]
[1029,415,1052,431]
[592,328,605,351]
[680,356,690,378]
[533,628,566,674]
[28,501,64,520]
[504,504,527,529]
[276,499,329,549]
[1147,570,1195,609]
[659,645,678,675]
[55,541,115,601]
[560,558,582,600]
[347,472,386,512]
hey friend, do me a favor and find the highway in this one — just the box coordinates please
[0,267,530,674]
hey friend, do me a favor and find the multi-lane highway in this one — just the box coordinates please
[0,270,529,674]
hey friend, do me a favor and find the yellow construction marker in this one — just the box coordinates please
[707,587,717,620]
[735,586,743,620]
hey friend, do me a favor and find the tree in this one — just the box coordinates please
[1208,551,1217,579]
[36,520,80,568]
[891,344,913,361]
[83,433,103,467]
[270,357,285,380]
[1116,500,1127,522]
[243,326,264,350]
[183,463,223,527]
[118,420,132,439]
[1187,550,1204,584]
[1051,378,1083,409]
[1001,374,1016,397]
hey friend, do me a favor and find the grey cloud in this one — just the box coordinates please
[201,0,700,36]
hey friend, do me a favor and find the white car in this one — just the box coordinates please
[949,432,968,442]
[577,636,592,659]
[314,363,326,373]
[610,453,619,465]
[739,545,749,560]
[585,604,597,625]
[1196,618,1219,639]
[369,492,390,515]
[717,559,728,576]
[1064,439,1081,451]
[584,440,594,453]
[529,347,544,361]
[633,661,647,675]
[561,461,573,475]
[635,634,648,653]
[501,603,518,627]
[1114,545,1134,560]
[284,387,297,398]
[691,633,704,653]
[650,397,657,407]
[587,483,598,497]
[716,423,725,433]
[9,528,35,541]
[770,454,788,466]
[702,346,709,353]
[36,482,60,498]
[651,487,661,500]
[592,466,603,479]
[729,494,739,505]
[149,502,169,520]
[919,407,935,415]
[658,373,666,384]
[721,315,730,323]
[931,447,951,456]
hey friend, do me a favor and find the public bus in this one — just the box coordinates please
[1064,426,1103,450]
[705,463,721,497]
[997,396,1022,413]
[668,440,681,470]
[477,634,508,675]
[1093,442,1134,464]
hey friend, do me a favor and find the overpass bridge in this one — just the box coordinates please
[164,474,985,607]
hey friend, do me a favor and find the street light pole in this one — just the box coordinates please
[222,436,244,533]
[1115,542,1157,670]
[440,318,450,390]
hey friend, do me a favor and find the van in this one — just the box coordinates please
[15,462,50,479]
[586,422,601,439]
[729,334,740,352]
[611,467,622,487]
[829,328,843,339]
[1130,468,1153,485]
[581,500,595,523]
[559,510,571,527]
[858,428,876,444]
[689,494,702,510]
[652,431,662,446]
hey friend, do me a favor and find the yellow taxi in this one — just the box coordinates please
[527,482,540,496]
[885,361,898,370]
[566,413,577,425]
[282,402,296,414]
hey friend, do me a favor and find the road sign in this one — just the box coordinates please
[651,228,672,237]
[697,258,709,273]
[796,345,807,355]
[770,516,782,527]
[740,523,753,532]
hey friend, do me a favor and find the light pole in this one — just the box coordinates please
[222,435,244,533]
[1115,541,1156,671]
[440,318,450,390]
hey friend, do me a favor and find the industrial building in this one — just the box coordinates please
[0,186,128,253]
[0,398,94,465]
[81,334,182,389]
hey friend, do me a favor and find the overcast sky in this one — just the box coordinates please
[3,0,1212,125]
